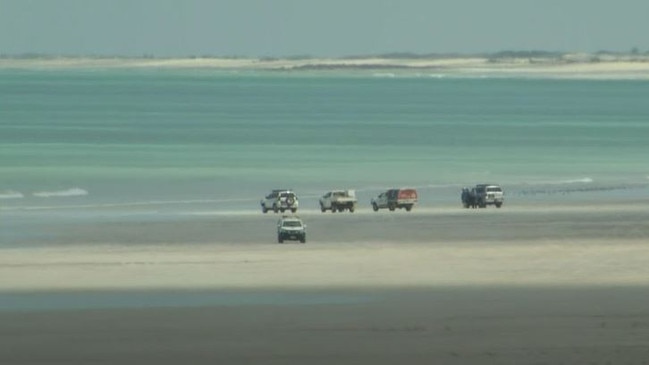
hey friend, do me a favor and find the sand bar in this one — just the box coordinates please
[2,203,649,292]
[2,55,649,79]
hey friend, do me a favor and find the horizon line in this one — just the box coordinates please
[2,49,649,60]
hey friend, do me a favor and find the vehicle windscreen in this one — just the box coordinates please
[282,221,302,227]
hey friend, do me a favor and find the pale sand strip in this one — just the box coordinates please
[3,201,649,292]
[2,239,648,291]
[2,56,649,78]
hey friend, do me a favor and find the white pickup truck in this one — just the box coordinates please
[319,190,357,213]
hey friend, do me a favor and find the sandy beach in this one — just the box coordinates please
[2,203,649,291]
[2,201,649,364]
[2,54,649,79]
[3,0,649,360]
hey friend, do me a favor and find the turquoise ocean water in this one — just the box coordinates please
[1,69,648,232]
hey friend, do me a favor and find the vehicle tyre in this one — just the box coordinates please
[291,208,297,213]
[389,204,395,211]
[273,205,279,213]
[300,237,306,244]
[372,203,379,212]
[286,197,295,206]
[278,236,283,244]
[331,207,336,213]
[495,202,502,208]
[262,206,268,213]
[405,205,412,212]
[338,207,344,212]
[280,208,285,213]
[349,205,355,213]
[320,203,326,213]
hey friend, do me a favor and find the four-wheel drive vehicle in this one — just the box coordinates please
[277,215,306,243]
[261,190,299,213]
[319,190,357,213]
[474,184,504,208]
[371,188,417,212]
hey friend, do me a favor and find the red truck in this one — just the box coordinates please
[371,188,418,212]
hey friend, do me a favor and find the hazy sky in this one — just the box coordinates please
[1,0,648,57]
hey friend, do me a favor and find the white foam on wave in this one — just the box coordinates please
[32,188,89,198]
[522,177,594,185]
[1,197,259,211]
[372,73,396,78]
[422,183,462,189]
[0,190,24,199]
[563,177,594,184]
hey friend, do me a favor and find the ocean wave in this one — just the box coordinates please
[562,177,594,184]
[0,190,24,199]
[372,73,396,78]
[1,197,259,211]
[32,188,89,198]
[521,177,594,185]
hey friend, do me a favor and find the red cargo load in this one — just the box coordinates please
[398,189,417,200]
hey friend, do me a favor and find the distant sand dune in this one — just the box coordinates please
[2,55,649,79]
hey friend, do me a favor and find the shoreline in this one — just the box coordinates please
[4,199,648,364]
[3,200,649,292]
[2,55,649,79]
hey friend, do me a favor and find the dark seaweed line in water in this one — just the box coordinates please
[514,183,649,196]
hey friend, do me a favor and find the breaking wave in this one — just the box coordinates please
[1,197,259,211]
[560,177,594,184]
[32,188,89,198]
[372,73,396,78]
[0,190,24,199]
[524,177,594,185]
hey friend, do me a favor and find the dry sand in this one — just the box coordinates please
[2,55,649,79]
[1,202,649,364]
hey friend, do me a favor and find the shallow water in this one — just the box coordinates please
[1,69,648,242]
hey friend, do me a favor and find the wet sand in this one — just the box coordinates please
[1,202,649,364]
[3,287,649,365]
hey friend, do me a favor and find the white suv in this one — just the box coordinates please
[261,189,299,213]
[474,184,504,208]
[277,215,306,243]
